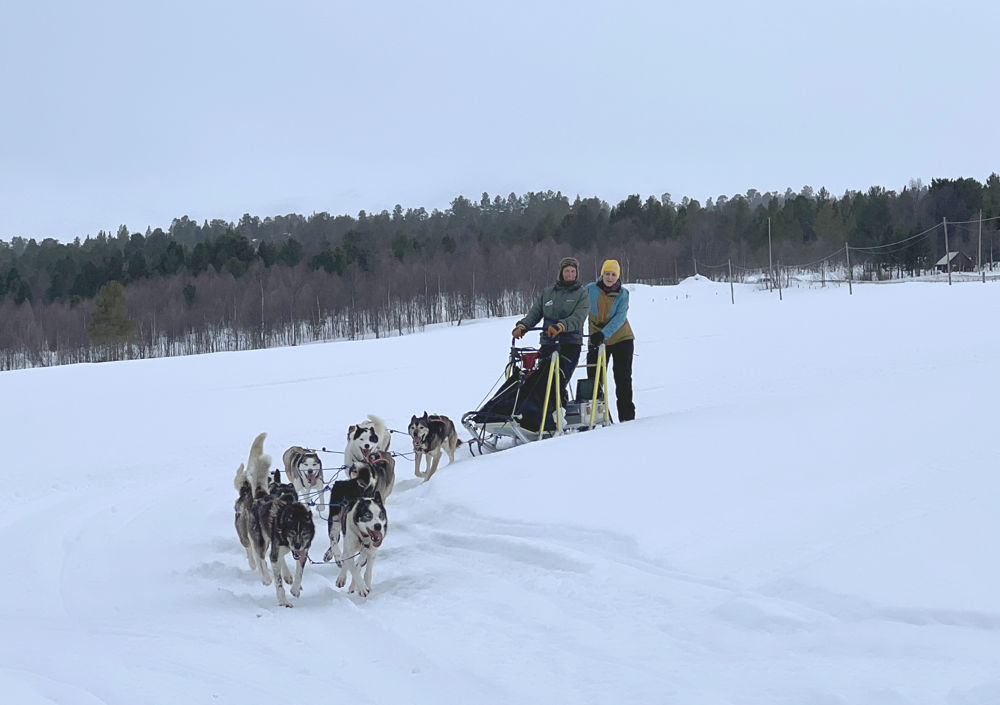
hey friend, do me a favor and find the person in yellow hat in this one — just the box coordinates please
[584,259,635,421]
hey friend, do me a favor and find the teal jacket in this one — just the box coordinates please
[584,280,634,346]
[517,280,589,345]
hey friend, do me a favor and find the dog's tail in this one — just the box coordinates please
[247,432,272,493]
[367,413,390,449]
[233,462,248,491]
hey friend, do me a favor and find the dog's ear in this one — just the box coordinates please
[374,490,383,504]
[347,424,357,439]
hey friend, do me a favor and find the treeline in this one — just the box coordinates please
[1,176,998,370]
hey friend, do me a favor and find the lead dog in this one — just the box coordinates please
[246,434,316,608]
[344,413,391,466]
[407,412,461,481]
[282,445,324,509]
[322,465,374,565]
[336,491,388,598]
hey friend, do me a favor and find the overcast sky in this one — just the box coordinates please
[2,0,998,241]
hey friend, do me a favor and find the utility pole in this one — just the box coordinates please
[728,259,734,304]
[845,242,853,296]
[767,217,774,292]
[943,217,952,285]
[979,209,985,283]
[259,272,265,346]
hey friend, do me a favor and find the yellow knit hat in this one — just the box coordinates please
[601,259,621,277]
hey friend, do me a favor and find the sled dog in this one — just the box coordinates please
[349,448,395,500]
[322,465,374,565]
[282,445,324,507]
[336,491,388,598]
[247,437,316,608]
[344,413,391,466]
[407,412,461,481]
[234,432,270,571]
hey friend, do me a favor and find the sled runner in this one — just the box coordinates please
[461,335,611,455]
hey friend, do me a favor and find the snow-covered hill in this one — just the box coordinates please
[3,278,999,704]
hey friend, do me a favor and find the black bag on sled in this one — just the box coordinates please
[468,359,565,433]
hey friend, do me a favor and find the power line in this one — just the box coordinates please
[848,223,940,252]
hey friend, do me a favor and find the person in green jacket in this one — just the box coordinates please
[511,256,590,396]
[584,259,635,421]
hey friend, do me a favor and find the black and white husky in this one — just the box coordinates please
[245,433,316,608]
[335,491,388,598]
[282,445,324,508]
[322,465,374,565]
[344,413,391,466]
[408,412,461,481]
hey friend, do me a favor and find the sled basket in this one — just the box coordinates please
[462,341,612,455]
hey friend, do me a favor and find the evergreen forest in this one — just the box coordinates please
[1,175,998,370]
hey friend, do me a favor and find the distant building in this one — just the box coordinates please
[935,251,974,273]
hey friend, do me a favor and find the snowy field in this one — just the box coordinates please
[2,276,999,704]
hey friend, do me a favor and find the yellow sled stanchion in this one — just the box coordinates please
[589,343,610,428]
[538,349,562,436]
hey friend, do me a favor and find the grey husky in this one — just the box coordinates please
[407,412,461,481]
[233,432,270,572]
[244,433,316,608]
[282,445,324,509]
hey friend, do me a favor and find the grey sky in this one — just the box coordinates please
[2,0,997,241]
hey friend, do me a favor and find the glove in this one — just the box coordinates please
[511,324,526,339]
[589,331,605,346]
[545,322,565,339]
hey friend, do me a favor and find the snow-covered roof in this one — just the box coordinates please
[934,251,967,266]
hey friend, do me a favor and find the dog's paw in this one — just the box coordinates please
[291,586,301,598]
[335,575,346,588]
[262,575,272,586]
[322,548,333,562]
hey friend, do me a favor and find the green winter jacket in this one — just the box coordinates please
[517,280,589,345]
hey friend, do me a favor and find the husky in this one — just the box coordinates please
[349,448,395,500]
[282,446,324,508]
[246,437,316,608]
[407,412,461,481]
[322,465,374,565]
[234,432,270,571]
[336,491,388,598]
[344,413,391,466]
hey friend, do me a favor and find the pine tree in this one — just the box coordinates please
[88,281,136,350]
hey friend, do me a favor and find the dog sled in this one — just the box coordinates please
[462,334,612,455]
